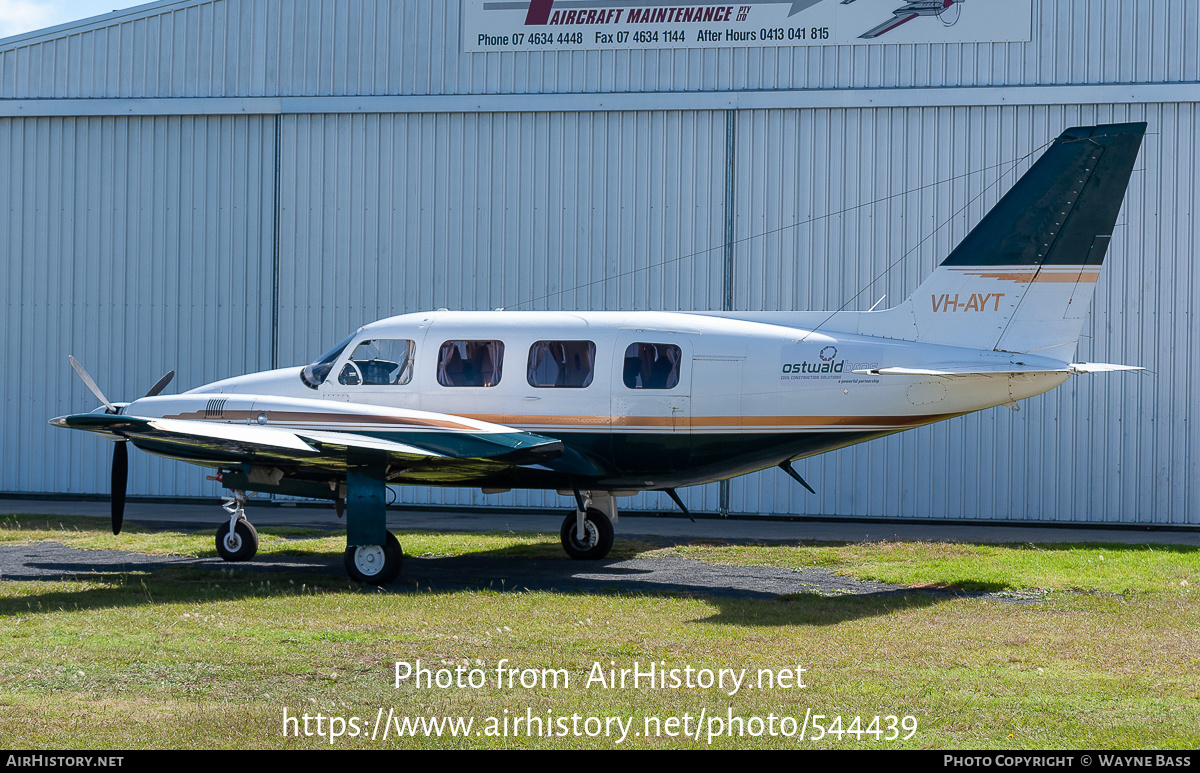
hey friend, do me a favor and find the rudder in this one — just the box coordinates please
[872,122,1146,360]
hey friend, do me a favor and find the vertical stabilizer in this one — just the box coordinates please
[864,123,1146,360]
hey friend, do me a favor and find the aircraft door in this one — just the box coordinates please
[690,356,744,470]
[610,331,692,475]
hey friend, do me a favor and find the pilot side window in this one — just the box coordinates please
[300,333,356,388]
[437,340,504,387]
[337,339,415,386]
[527,341,595,388]
[623,343,681,389]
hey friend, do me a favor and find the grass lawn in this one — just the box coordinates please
[0,513,1196,749]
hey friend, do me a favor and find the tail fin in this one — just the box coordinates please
[867,122,1146,360]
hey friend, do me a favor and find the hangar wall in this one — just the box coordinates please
[1,114,277,498]
[730,102,1197,524]
[2,0,1197,96]
[1,0,1196,524]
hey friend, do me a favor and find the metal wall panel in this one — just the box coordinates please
[1,0,1196,524]
[2,0,1198,99]
[0,114,276,497]
[2,106,1195,522]
[728,103,1198,524]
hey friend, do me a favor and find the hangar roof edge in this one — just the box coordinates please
[0,0,203,51]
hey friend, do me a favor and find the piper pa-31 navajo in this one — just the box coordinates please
[53,122,1146,585]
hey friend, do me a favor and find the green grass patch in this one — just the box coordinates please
[1,512,1197,749]
[651,539,1198,595]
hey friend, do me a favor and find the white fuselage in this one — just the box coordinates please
[122,309,1069,489]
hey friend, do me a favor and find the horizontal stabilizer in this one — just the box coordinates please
[1068,362,1144,374]
[854,361,1142,377]
[852,365,1070,377]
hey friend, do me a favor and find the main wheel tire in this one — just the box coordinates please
[344,531,404,586]
[216,519,258,562]
[560,508,614,560]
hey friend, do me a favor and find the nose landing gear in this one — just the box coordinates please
[560,507,614,560]
[216,490,259,562]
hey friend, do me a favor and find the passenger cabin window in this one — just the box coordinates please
[527,341,595,388]
[338,339,415,386]
[623,343,681,389]
[437,340,504,387]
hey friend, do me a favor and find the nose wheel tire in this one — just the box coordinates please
[215,519,259,562]
[560,508,614,560]
[344,531,404,585]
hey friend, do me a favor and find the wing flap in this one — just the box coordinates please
[291,429,446,459]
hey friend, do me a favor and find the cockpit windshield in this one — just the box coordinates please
[299,333,356,389]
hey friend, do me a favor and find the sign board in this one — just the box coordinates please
[463,1,1032,53]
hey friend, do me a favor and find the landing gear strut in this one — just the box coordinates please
[216,490,259,562]
[344,531,404,585]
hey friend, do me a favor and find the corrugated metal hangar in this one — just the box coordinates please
[2,0,1196,524]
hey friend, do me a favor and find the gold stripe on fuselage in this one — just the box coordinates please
[464,413,962,431]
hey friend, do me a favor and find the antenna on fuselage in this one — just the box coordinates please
[779,461,816,495]
[662,489,695,523]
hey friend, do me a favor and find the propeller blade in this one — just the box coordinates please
[68,355,116,413]
[111,441,128,535]
[144,370,175,398]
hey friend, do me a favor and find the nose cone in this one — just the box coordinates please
[185,366,309,398]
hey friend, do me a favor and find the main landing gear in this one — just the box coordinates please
[344,532,404,585]
[214,488,404,586]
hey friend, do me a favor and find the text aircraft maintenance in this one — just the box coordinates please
[54,122,1146,586]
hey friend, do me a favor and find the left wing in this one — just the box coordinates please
[50,402,567,480]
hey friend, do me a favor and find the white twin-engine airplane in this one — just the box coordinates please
[54,122,1146,585]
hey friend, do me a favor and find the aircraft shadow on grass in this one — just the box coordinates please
[0,535,1036,626]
